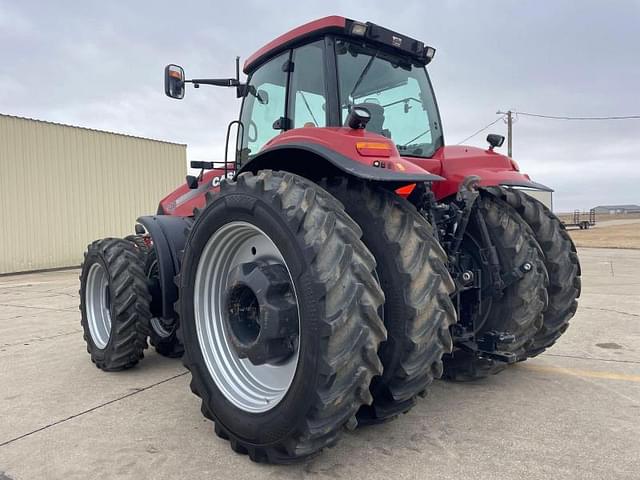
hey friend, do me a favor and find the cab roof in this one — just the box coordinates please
[243,16,346,74]
[243,15,434,74]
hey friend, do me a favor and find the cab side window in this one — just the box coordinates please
[289,41,327,128]
[239,52,289,158]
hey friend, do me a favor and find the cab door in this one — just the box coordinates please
[287,40,328,129]
[237,52,290,164]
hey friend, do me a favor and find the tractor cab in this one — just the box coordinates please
[236,17,443,165]
[165,16,444,180]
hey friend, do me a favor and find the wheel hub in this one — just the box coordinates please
[194,221,301,413]
[225,262,298,365]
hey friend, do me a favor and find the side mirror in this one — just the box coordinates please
[165,64,185,99]
[186,175,198,189]
[486,133,505,150]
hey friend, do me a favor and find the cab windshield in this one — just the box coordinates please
[336,39,443,158]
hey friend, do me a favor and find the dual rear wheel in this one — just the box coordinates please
[442,193,548,380]
[177,171,455,461]
[442,189,580,380]
[79,169,579,463]
[178,171,387,462]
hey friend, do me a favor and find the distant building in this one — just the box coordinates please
[592,204,640,215]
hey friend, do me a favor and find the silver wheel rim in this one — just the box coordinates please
[86,262,112,349]
[194,221,300,413]
[151,317,173,338]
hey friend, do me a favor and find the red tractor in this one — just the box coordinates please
[79,16,580,463]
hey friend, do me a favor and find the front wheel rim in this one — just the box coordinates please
[194,221,301,413]
[150,317,174,338]
[85,262,112,349]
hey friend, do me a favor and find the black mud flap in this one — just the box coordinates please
[136,215,193,320]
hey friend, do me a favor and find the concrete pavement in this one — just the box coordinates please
[1,248,639,479]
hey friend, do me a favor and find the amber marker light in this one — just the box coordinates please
[356,142,392,157]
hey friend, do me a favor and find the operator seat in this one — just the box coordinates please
[357,102,390,138]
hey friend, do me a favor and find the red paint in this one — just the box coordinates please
[264,127,432,175]
[406,145,531,200]
[243,16,347,73]
[160,18,541,222]
[159,135,534,219]
[159,169,233,217]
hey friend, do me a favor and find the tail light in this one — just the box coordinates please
[395,184,416,197]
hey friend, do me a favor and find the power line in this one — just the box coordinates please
[455,116,504,145]
[506,110,640,121]
[455,108,640,150]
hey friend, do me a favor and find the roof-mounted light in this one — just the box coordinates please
[425,46,436,62]
[350,21,367,36]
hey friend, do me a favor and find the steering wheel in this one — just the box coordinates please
[247,120,258,143]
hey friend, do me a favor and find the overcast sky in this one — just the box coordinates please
[1,0,639,211]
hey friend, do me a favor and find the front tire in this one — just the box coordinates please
[125,235,184,358]
[323,178,455,422]
[79,238,151,371]
[178,171,386,463]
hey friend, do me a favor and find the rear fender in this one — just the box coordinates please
[432,168,553,200]
[422,145,553,200]
[136,215,192,320]
[238,127,444,185]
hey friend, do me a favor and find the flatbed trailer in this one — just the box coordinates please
[562,209,596,229]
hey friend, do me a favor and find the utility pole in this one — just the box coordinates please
[497,110,513,157]
[506,110,512,158]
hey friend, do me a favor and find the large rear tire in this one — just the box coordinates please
[177,171,386,463]
[485,187,581,356]
[79,238,151,371]
[323,178,455,422]
[443,194,548,381]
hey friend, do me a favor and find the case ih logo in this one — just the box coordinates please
[169,171,236,212]
[392,36,402,47]
[211,171,235,188]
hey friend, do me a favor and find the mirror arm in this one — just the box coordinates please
[186,78,240,87]
[184,56,248,94]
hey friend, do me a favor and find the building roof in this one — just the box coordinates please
[593,204,640,210]
[0,113,186,147]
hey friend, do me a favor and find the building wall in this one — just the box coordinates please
[0,114,186,274]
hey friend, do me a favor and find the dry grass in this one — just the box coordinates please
[568,222,640,249]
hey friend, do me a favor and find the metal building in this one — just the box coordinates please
[0,114,186,274]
